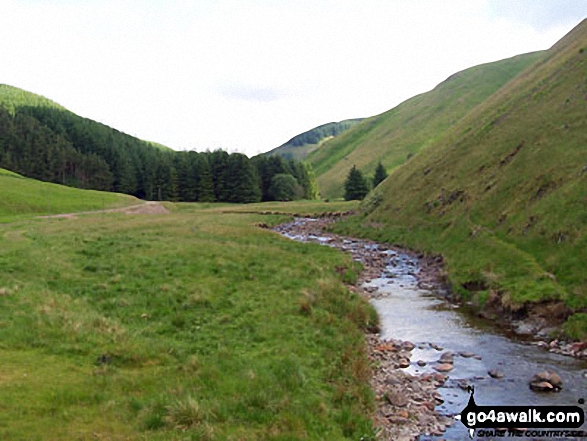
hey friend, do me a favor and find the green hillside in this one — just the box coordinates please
[0,168,138,221]
[265,119,363,161]
[0,85,317,204]
[0,84,66,114]
[336,19,587,338]
[309,52,543,198]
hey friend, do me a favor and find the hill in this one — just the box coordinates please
[308,52,543,198]
[0,168,138,221]
[0,85,317,204]
[265,119,363,160]
[337,19,587,339]
[0,84,66,114]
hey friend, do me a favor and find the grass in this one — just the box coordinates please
[331,20,587,339]
[204,199,360,216]
[0,169,139,222]
[308,52,543,198]
[0,202,376,440]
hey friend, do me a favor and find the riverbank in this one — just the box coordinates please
[273,217,454,440]
[273,216,587,441]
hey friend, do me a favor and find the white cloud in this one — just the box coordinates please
[0,0,584,155]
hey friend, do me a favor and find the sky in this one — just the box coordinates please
[0,1,584,156]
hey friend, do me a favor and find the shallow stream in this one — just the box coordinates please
[277,218,587,440]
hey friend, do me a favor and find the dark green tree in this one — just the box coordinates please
[372,161,388,188]
[269,173,299,201]
[344,165,369,201]
[196,154,216,202]
[220,153,261,203]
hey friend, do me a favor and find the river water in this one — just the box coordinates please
[276,218,587,440]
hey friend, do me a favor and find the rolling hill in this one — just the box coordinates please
[337,19,587,338]
[264,118,363,160]
[308,52,543,198]
[0,168,138,221]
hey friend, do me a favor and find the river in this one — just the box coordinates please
[274,217,587,440]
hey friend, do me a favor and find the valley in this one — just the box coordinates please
[0,11,585,441]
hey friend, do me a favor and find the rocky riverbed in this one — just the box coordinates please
[273,217,454,440]
[273,217,587,441]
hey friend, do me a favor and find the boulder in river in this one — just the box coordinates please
[401,341,416,351]
[529,370,563,392]
[433,363,454,373]
[488,369,504,379]
[398,358,411,368]
[439,352,454,364]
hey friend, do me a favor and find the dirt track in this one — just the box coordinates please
[37,201,170,219]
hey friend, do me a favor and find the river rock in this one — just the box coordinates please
[439,352,454,364]
[434,363,454,373]
[429,343,443,351]
[401,341,416,351]
[529,370,563,391]
[488,369,504,379]
[385,389,409,407]
[459,351,476,358]
[530,381,555,391]
[417,360,427,367]
[398,358,410,368]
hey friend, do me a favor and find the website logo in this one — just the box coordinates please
[455,386,586,438]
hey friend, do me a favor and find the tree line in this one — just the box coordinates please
[0,105,318,203]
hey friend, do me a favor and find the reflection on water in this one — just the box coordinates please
[367,253,587,440]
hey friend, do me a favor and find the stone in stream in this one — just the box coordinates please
[529,370,563,392]
[417,360,427,367]
[401,341,416,351]
[398,358,411,368]
[488,369,505,379]
[459,351,476,358]
[439,352,454,364]
[429,343,443,351]
[434,363,454,373]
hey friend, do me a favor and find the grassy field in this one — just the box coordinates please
[332,20,587,339]
[0,200,375,440]
[0,169,139,222]
[307,52,542,198]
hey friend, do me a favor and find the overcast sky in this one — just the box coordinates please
[0,1,584,156]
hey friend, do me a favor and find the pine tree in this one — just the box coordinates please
[221,153,261,203]
[372,161,388,188]
[344,165,369,201]
[196,155,216,202]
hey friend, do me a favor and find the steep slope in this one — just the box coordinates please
[309,52,543,198]
[265,118,363,160]
[348,19,587,338]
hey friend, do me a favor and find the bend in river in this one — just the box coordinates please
[273,217,587,441]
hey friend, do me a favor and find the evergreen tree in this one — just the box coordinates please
[344,165,369,201]
[269,173,299,201]
[196,155,216,202]
[221,153,261,203]
[372,161,388,188]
